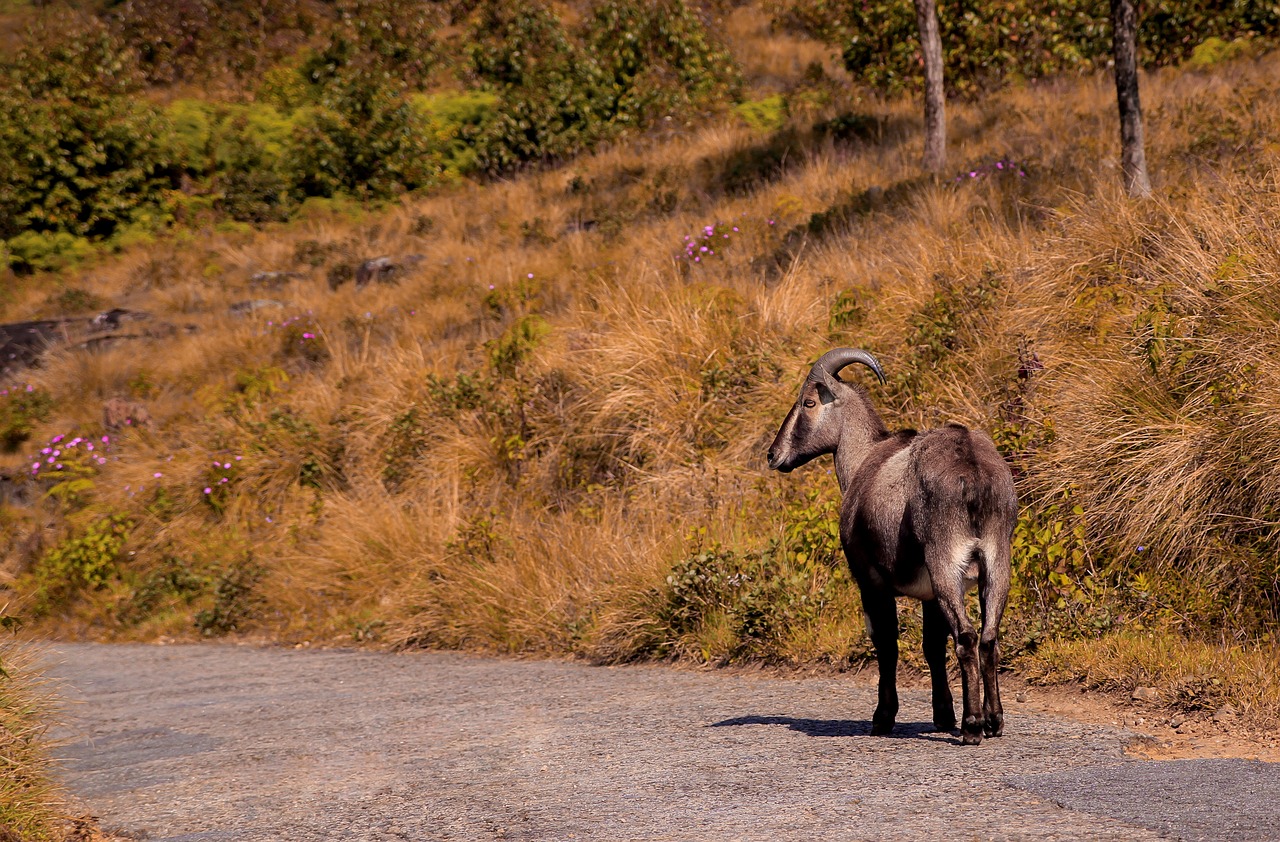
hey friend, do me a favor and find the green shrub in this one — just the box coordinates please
[165,99,216,171]
[107,0,321,85]
[586,0,741,127]
[194,558,265,635]
[467,0,739,173]
[120,555,208,625]
[467,0,614,173]
[4,232,96,273]
[0,18,173,241]
[487,314,551,377]
[409,91,500,178]
[381,404,431,491]
[30,515,132,613]
[214,110,296,223]
[657,540,850,662]
[162,100,301,222]
[286,95,442,199]
[1186,35,1254,69]
[0,388,53,451]
[772,0,1280,96]
[300,0,440,94]
[734,95,788,131]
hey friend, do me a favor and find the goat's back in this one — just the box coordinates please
[909,423,1017,544]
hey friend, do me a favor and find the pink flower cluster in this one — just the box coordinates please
[683,223,741,263]
[953,158,1027,183]
[202,455,243,496]
[30,433,111,477]
[266,314,319,345]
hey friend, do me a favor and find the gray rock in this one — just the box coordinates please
[0,309,161,375]
[354,255,425,288]
[249,271,304,287]
[229,299,285,316]
[1131,686,1159,702]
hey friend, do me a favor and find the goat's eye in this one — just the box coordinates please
[803,399,816,408]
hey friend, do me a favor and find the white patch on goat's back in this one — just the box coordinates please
[877,448,913,494]
[868,448,913,533]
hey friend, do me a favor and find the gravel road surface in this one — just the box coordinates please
[44,643,1280,841]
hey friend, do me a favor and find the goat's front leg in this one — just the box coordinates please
[922,599,956,732]
[860,587,900,735]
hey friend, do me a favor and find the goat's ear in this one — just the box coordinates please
[815,366,843,400]
[814,379,837,405]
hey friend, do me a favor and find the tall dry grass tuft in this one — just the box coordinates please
[0,641,70,841]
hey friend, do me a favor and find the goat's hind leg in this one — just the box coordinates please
[922,599,956,732]
[930,555,983,745]
[979,543,1011,738]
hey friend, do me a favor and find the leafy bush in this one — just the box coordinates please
[107,0,321,86]
[467,0,614,173]
[771,0,1280,96]
[657,541,850,662]
[586,0,741,127]
[1186,35,1255,69]
[120,555,208,625]
[286,97,442,199]
[408,91,500,178]
[0,388,53,451]
[194,558,265,635]
[0,18,173,240]
[467,0,740,173]
[4,231,95,274]
[281,0,447,198]
[734,95,788,131]
[487,314,551,377]
[300,0,441,93]
[30,515,132,613]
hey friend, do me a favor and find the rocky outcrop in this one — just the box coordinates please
[353,255,425,288]
[0,309,186,377]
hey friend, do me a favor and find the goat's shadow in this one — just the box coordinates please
[710,715,959,744]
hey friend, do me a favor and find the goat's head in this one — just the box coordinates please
[767,348,885,472]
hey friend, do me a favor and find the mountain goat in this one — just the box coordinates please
[767,348,1017,745]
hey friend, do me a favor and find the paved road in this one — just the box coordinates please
[44,643,1280,841]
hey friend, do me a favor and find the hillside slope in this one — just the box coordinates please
[1,7,1279,729]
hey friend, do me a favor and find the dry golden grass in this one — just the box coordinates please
[1,28,1279,723]
[1023,632,1280,728]
[0,639,72,841]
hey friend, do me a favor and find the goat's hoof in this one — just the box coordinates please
[961,715,983,745]
[984,713,1004,738]
[933,709,956,733]
[961,730,983,746]
[870,719,896,736]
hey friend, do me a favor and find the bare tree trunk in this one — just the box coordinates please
[913,0,946,173]
[1110,0,1152,197]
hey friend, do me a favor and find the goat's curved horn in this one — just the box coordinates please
[808,348,886,385]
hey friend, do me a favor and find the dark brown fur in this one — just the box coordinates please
[768,350,1016,745]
